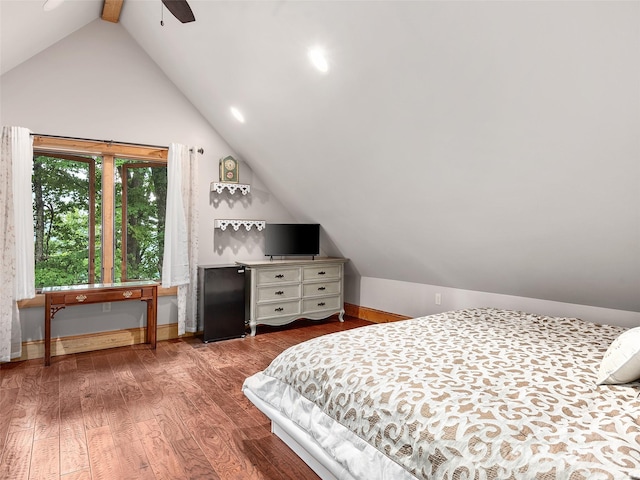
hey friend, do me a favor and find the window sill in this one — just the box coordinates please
[18,285,178,309]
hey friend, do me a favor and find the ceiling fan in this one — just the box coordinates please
[42,0,196,24]
[161,0,195,24]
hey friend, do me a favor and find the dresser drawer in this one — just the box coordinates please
[257,284,301,302]
[303,264,341,281]
[256,300,301,320]
[239,258,347,336]
[256,267,301,285]
[302,280,340,298]
[302,295,341,314]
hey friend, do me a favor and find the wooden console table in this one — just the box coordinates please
[42,281,158,366]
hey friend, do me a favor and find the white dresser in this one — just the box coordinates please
[237,258,348,336]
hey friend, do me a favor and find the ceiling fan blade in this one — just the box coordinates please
[161,0,195,23]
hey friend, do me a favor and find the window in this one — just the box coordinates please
[33,153,96,287]
[117,160,167,282]
[32,137,168,289]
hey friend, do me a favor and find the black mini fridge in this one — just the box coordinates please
[198,265,246,343]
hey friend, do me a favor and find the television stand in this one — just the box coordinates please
[237,257,348,336]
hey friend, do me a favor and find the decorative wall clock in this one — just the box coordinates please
[219,155,239,183]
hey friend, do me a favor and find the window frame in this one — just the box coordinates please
[33,151,97,285]
[119,160,167,282]
[21,136,175,307]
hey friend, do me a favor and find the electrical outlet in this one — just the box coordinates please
[435,293,441,305]
[102,302,111,312]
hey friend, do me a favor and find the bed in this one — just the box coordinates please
[242,308,640,480]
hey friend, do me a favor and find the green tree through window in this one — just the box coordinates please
[33,153,167,288]
[116,160,167,282]
[33,154,96,288]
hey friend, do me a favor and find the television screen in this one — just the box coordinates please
[264,224,320,257]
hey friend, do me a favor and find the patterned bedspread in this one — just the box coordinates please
[243,308,640,479]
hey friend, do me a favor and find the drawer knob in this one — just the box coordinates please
[317,286,326,291]
[275,290,284,295]
[317,271,326,275]
[318,302,326,307]
[275,274,285,279]
[275,307,284,312]
[122,291,133,298]
[75,294,87,302]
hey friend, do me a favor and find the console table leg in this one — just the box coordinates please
[145,287,157,349]
[338,309,345,322]
[45,298,52,366]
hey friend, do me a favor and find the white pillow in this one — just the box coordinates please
[597,326,640,385]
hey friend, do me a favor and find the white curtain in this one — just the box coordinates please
[0,127,35,362]
[162,143,199,335]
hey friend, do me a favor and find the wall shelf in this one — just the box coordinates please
[214,219,266,231]
[211,182,251,195]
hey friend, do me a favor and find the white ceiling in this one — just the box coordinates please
[2,0,639,312]
[0,0,103,76]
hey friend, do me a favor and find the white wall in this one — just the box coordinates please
[351,276,640,329]
[1,20,294,340]
[2,10,638,342]
[125,1,640,315]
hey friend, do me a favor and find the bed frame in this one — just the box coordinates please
[244,386,418,480]
[244,388,350,480]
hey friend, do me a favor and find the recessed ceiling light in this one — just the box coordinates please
[43,0,65,11]
[308,47,329,73]
[230,106,245,123]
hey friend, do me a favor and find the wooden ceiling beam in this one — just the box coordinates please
[102,0,124,23]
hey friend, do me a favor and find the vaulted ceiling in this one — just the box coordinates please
[2,0,639,312]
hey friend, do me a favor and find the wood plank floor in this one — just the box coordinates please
[0,316,371,480]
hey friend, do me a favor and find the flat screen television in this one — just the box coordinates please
[264,223,320,259]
